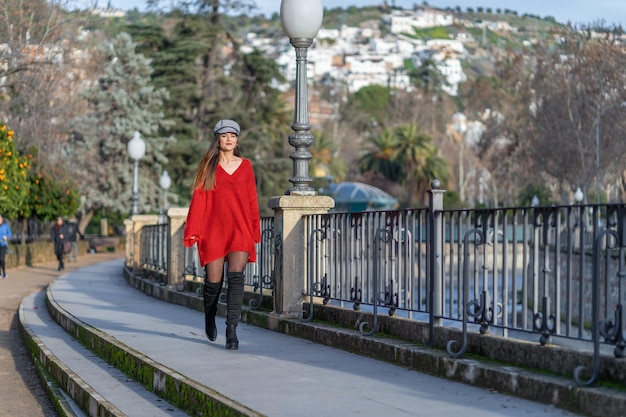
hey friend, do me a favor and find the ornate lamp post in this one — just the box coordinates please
[280,0,324,195]
[127,131,146,215]
[159,170,172,212]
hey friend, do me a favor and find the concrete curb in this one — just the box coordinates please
[18,294,123,417]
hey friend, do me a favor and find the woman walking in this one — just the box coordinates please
[184,119,260,350]
[50,217,68,271]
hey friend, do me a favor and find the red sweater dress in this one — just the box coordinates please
[183,158,261,266]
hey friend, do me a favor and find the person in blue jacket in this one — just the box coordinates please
[0,214,12,278]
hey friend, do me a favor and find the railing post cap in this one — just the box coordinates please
[431,179,441,189]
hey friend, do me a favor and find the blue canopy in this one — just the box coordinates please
[328,182,398,212]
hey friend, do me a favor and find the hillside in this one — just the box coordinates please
[227,4,571,84]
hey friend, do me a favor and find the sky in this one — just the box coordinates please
[102,0,626,28]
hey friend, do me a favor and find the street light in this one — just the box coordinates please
[572,186,586,252]
[127,131,146,215]
[280,0,324,195]
[531,195,539,207]
[159,170,172,212]
[594,101,626,204]
[574,187,584,204]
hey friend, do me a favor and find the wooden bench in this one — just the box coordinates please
[88,237,120,252]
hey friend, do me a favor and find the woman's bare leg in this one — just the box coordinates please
[226,251,248,273]
[204,258,225,283]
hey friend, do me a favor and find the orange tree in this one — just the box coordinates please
[0,122,31,221]
[21,151,81,244]
[29,169,81,221]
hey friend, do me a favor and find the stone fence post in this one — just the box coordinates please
[166,207,188,288]
[124,219,133,268]
[268,195,334,322]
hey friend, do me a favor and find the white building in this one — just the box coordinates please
[386,8,454,34]
[344,55,410,93]
[412,45,467,96]
[275,44,335,88]
[255,6,478,97]
[436,57,466,96]
[90,7,125,17]
[317,28,341,40]
[426,39,466,56]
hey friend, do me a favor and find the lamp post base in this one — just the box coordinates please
[287,188,316,196]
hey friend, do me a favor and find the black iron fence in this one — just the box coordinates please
[301,203,626,386]
[131,193,626,387]
[138,223,168,284]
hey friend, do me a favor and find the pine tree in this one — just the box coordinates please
[126,14,292,209]
[67,32,174,230]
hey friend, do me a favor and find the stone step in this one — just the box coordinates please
[19,290,191,417]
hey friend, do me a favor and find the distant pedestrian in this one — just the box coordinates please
[66,217,82,262]
[0,214,12,278]
[184,119,260,350]
[50,217,69,271]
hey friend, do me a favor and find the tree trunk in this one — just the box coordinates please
[78,210,94,236]
[20,219,27,246]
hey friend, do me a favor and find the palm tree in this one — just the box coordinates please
[310,130,348,182]
[394,123,435,207]
[358,127,402,182]
[360,124,450,207]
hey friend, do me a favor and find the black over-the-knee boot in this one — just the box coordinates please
[225,272,245,350]
[203,280,223,341]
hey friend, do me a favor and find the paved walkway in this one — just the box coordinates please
[21,258,580,417]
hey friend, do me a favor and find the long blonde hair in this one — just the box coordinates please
[192,135,242,191]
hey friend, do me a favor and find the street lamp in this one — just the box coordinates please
[572,186,586,252]
[531,195,539,207]
[280,0,324,195]
[574,187,584,204]
[159,170,172,212]
[127,131,146,215]
[594,101,626,204]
